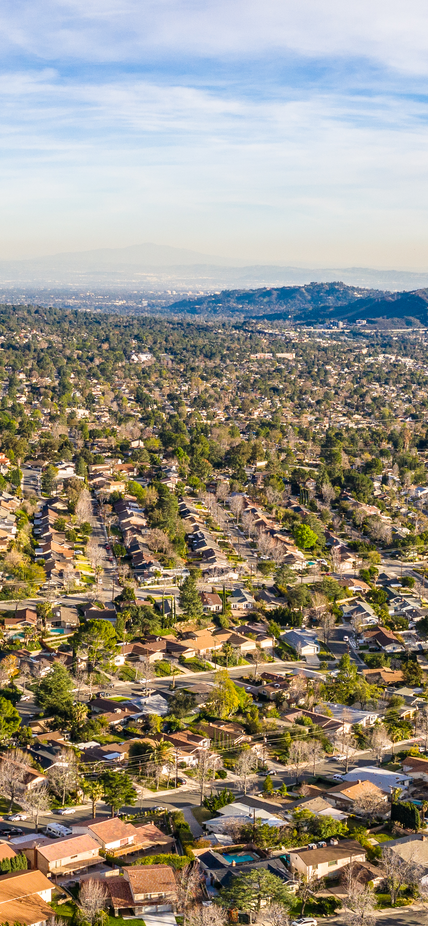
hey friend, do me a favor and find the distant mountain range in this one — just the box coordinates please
[2,242,428,294]
[167,281,428,325]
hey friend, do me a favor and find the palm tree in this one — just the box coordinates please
[150,739,173,790]
[83,778,105,819]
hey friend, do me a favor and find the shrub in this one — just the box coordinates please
[133,854,188,870]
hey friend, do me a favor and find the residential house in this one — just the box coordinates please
[362,627,404,653]
[208,856,295,890]
[230,589,255,611]
[402,756,428,783]
[200,722,250,749]
[322,703,380,728]
[72,817,173,857]
[33,834,101,878]
[342,767,410,793]
[287,840,366,879]
[120,640,166,663]
[283,795,347,823]
[83,606,117,625]
[282,630,320,658]
[153,730,210,767]
[380,834,428,884]
[200,592,222,613]
[362,668,405,687]
[106,864,178,915]
[0,758,47,794]
[236,625,274,650]
[341,600,377,625]
[326,780,389,814]
[281,707,346,736]
[0,869,54,926]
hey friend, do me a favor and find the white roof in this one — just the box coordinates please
[318,807,348,821]
[343,766,410,791]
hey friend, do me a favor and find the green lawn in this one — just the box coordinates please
[0,796,21,814]
[51,900,147,926]
[191,806,212,825]
[181,657,211,672]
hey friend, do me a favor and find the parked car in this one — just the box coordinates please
[333,773,344,781]
[19,695,31,702]
[57,807,76,815]
[6,814,28,821]
[0,827,23,837]
[292,919,318,926]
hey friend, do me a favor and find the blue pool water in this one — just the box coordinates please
[48,628,66,634]
[223,854,255,864]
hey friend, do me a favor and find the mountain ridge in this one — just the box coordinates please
[166,281,428,325]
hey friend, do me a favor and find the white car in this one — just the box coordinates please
[333,773,344,781]
[57,808,76,815]
[7,814,28,821]
[291,919,318,926]
[20,695,31,702]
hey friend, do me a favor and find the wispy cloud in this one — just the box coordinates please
[1,1,428,263]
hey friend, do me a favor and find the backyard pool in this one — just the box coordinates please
[223,853,257,864]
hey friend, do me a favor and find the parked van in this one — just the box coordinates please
[45,822,72,838]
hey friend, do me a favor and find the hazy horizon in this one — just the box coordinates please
[2,3,428,268]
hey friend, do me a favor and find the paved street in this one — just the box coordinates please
[331,906,428,926]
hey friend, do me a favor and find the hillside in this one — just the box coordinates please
[167,281,428,324]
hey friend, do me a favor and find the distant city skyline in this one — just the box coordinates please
[2,1,428,268]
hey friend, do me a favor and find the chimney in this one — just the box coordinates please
[232,860,236,867]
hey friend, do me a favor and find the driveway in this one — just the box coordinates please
[143,913,177,926]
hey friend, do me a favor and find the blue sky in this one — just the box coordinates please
[2,0,428,266]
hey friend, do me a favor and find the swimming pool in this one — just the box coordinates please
[223,853,256,864]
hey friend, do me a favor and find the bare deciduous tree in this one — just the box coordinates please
[288,674,307,705]
[236,748,257,794]
[321,483,336,506]
[288,740,310,785]
[194,750,221,805]
[416,703,428,752]
[22,782,51,831]
[318,609,336,647]
[0,749,33,811]
[86,539,105,574]
[185,904,227,926]
[79,878,108,926]
[371,724,392,767]
[306,739,325,777]
[229,495,244,524]
[257,903,290,926]
[176,864,204,913]
[296,873,321,916]
[344,881,377,926]
[380,848,420,906]
[216,483,229,503]
[75,488,93,525]
[146,528,174,555]
[47,749,79,806]
[367,517,392,545]
[136,657,155,695]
